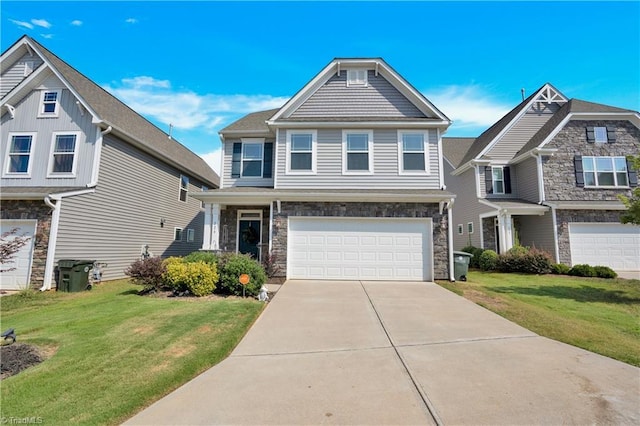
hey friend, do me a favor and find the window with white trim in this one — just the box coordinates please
[186,228,195,242]
[179,175,189,202]
[347,69,367,87]
[492,167,505,194]
[583,156,628,187]
[48,133,78,176]
[457,224,463,235]
[343,130,373,173]
[39,90,61,117]
[468,222,474,234]
[4,133,36,176]
[241,142,263,177]
[174,227,183,241]
[399,131,428,173]
[287,131,316,173]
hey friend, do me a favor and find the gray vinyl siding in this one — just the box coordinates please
[222,139,275,188]
[55,135,205,281]
[0,53,43,97]
[444,161,493,249]
[0,87,96,187]
[485,104,559,161]
[514,157,539,203]
[276,128,440,189]
[516,211,555,256]
[290,71,427,118]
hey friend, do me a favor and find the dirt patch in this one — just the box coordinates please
[132,325,156,336]
[196,324,213,334]
[166,344,196,359]
[464,288,508,311]
[1,343,46,380]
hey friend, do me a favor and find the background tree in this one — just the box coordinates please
[618,155,640,225]
[0,228,32,273]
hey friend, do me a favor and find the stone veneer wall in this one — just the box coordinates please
[0,200,52,289]
[482,217,496,251]
[219,205,270,256]
[555,210,625,265]
[271,201,450,280]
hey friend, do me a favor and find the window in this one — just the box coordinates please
[242,143,263,177]
[39,90,61,117]
[179,175,189,202]
[587,126,616,143]
[174,228,183,241]
[457,224,464,235]
[468,222,474,234]
[287,131,316,173]
[582,156,628,187]
[4,133,35,175]
[399,131,428,173]
[347,69,368,87]
[343,130,373,174]
[48,133,78,176]
[594,127,607,143]
[186,228,195,242]
[492,167,505,194]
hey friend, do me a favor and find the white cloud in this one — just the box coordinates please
[125,18,138,24]
[424,85,511,130]
[70,20,83,26]
[103,76,288,131]
[40,34,54,39]
[31,19,52,28]
[199,148,222,175]
[9,19,33,29]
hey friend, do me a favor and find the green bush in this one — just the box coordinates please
[478,250,499,271]
[594,265,618,279]
[568,264,597,277]
[163,257,218,296]
[551,263,571,275]
[461,246,485,269]
[124,256,167,292]
[497,246,552,274]
[217,252,267,297]
[183,251,218,265]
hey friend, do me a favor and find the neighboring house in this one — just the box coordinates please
[0,35,219,291]
[194,58,456,281]
[443,83,640,272]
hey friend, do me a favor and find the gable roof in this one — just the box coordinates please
[442,137,476,168]
[219,108,279,139]
[1,35,219,188]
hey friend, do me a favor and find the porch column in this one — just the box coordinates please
[202,203,220,250]
[497,211,514,253]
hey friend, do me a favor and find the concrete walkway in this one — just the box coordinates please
[126,280,640,425]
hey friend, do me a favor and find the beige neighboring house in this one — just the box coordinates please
[0,35,219,291]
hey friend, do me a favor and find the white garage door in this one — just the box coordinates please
[0,220,37,290]
[569,223,640,271]
[288,217,432,281]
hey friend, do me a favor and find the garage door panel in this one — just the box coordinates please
[569,223,640,271]
[0,220,37,290]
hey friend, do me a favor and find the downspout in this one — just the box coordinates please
[87,125,111,187]
[41,195,61,291]
[531,149,546,204]
[447,199,455,282]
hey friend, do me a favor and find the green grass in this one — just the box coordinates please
[0,280,264,425]
[437,271,640,366]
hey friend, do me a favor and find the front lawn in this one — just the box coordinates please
[437,272,640,367]
[0,280,264,424]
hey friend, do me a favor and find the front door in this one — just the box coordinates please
[238,219,261,260]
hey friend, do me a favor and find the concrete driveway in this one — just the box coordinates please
[126,280,639,425]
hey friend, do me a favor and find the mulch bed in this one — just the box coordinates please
[1,343,43,380]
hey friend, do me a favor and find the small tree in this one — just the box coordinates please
[619,155,640,225]
[0,228,31,273]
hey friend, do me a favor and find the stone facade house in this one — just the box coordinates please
[443,83,640,272]
[0,36,219,290]
[193,58,456,281]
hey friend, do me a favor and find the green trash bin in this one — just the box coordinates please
[57,260,95,292]
[453,251,473,281]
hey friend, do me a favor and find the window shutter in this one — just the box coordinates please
[586,127,595,143]
[606,126,617,143]
[627,158,638,187]
[504,166,512,194]
[231,143,241,178]
[484,166,493,194]
[263,142,273,178]
[574,155,584,187]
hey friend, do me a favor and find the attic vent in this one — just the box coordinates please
[347,69,367,87]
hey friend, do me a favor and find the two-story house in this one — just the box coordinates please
[443,83,640,272]
[194,58,456,281]
[0,35,219,291]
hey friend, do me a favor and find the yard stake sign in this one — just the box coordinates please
[239,274,250,297]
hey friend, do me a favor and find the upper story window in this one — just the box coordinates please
[492,167,505,194]
[179,174,189,202]
[347,69,368,87]
[343,130,373,174]
[586,126,616,143]
[485,166,512,195]
[287,130,316,174]
[48,132,78,176]
[231,140,273,179]
[39,90,61,117]
[399,131,429,174]
[582,156,628,187]
[242,143,263,177]
[4,133,36,176]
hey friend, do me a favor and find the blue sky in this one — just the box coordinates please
[2,1,639,173]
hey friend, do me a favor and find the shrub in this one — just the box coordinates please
[497,246,552,274]
[478,250,499,271]
[461,246,485,269]
[551,263,571,275]
[163,257,218,296]
[217,253,267,297]
[568,264,597,277]
[183,251,218,265]
[124,256,167,292]
[594,265,618,279]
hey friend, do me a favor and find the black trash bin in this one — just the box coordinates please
[453,251,473,281]
[57,260,95,292]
